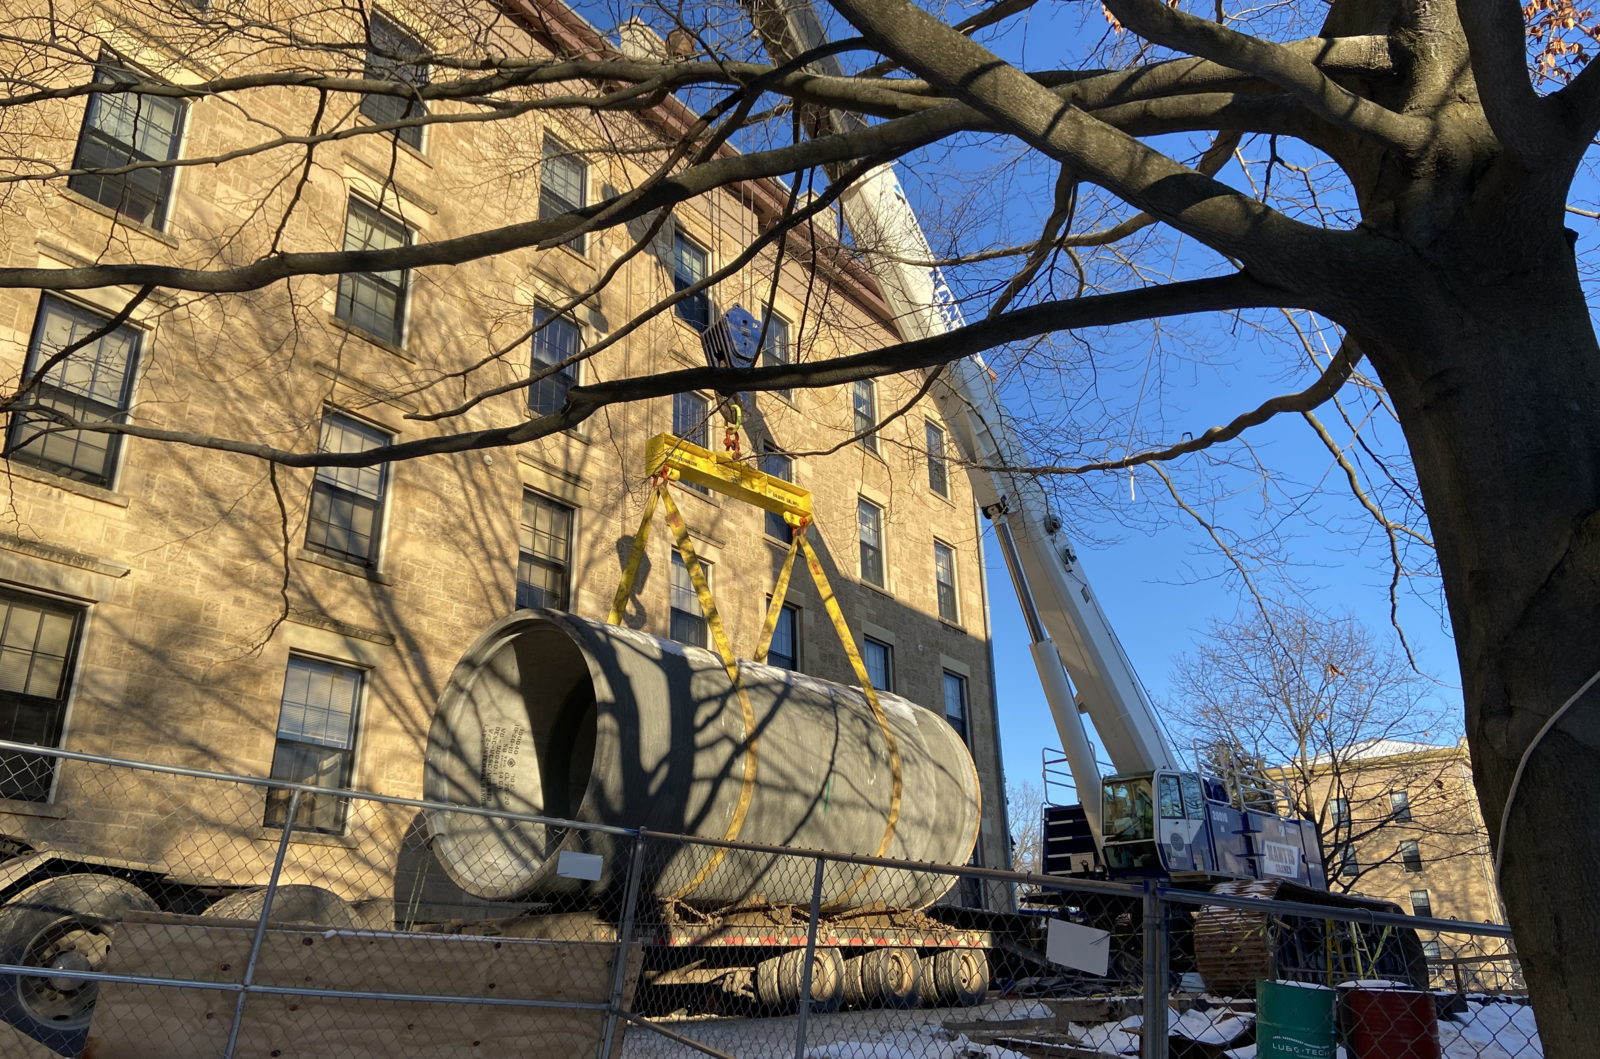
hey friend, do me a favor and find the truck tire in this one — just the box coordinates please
[842,953,869,1009]
[928,948,989,1007]
[856,948,920,1009]
[0,874,158,1056]
[757,949,844,1013]
[202,885,358,928]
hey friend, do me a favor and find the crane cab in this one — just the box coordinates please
[1101,770,1214,876]
[1098,769,1326,888]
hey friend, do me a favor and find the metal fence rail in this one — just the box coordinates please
[0,739,1536,1059]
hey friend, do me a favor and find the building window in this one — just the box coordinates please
[305,413,390,569]
[1410,889,1432,918]
[540,137,587,253]
[360,13,429,150]
[1400,838,1423,873]
[1390,789,1412,822]
[934,540,958,622]
[853,379,878,453]
[0,590,85,803]
[517,492,573,610]
[672,391,711,495]
[943,670,968,742]
[8,296,141,489]
[669,551,709,647]
[68,63,186,229]
[335,197,410,346]
[858,498,885,588]
[1336,844,1357,877]
[760,443,793,541]
[264,656,362,834]
[761,313,792,401]
[530,308,580,417]
[1421,939,1442,959]
[1329,796,1349,827]
[862,637,893,693]
[768,601,799,671]
[926,420,949,497]
[673,231,711,332]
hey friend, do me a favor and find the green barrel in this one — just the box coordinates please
[1256,980,1337,1059]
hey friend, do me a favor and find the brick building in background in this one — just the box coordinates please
[0,0,1007,918]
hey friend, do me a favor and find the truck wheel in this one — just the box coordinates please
[931,948,989,1007]
[0,874,158,1056]
[860,948,921,1009]
[202,885,358,928]
[842,953,870,1009]
[760,949,843,1013]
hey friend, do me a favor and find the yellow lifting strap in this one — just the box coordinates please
[753,526,801,664]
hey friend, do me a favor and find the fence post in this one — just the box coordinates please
[223,787,300,1059]
[599,829,649,1059]
[792,856,827,1059]
[1142,881,1169,1059]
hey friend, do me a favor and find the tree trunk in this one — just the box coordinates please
[1365,243,1600,1054]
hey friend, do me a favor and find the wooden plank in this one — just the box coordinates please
[85,913,625,1059]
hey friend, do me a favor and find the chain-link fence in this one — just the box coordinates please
[0,739,1536,1058]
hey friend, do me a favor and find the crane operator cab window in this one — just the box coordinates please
[1103,775,1159,871]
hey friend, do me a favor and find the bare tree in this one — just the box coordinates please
[1007,778,1046,877]
[1167,603,1487,894]
[1,0,1598,1045]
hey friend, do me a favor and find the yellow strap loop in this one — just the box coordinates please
[606,487,660,626]
[659,487,761,901]
[798,532,903,910]
[753,527,802,664]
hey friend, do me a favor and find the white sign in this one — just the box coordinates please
[1262,841,1301,879]
[1046,918,1111,976]
[556,851,604,881]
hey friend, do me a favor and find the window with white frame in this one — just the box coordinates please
[540,137,588,253]
[767,601,799,671]
[1400,838,1423,872]
[68,61,186,229]
[858,498,884,588]
[1410,889,1432,918]
[1390,789,1412,822]
[760,442,793,541]
[926,419,949,497]
[669,551,710,647]
[530,308,581,417]
[517,491,573,610]
[673,231,711,332]
[862,637,893,693]
[264,655,363,833]
[933,540,958,622]
[335,196,411,345]
[760,313,791,401]
[8,296,141,489]
[852,379,878,453]
[360,13,429,150]
[0,589,85,803]
[305,412,390,569]
[673,391,711,494]
[943,670,968,742]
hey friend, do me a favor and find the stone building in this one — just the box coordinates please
[0,0,1007,916]
[1291,739,1511,981]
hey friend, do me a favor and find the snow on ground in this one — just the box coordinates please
[1440,1002,1543,1059]
[619,999,1054,1059]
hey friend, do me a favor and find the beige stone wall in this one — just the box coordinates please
[1296,743,1505,963]
[0,0,1008,906]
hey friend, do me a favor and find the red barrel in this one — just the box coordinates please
[1340,984,1442,1059]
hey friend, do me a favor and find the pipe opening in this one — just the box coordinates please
[505,622,598,821]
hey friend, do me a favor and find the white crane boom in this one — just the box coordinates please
[744,1,1179,844]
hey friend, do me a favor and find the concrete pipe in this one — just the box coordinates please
[423,610,980,908]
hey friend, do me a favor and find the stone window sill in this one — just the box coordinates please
[5,462,132,508]
[296,548,395,586]
[329,315,412,361]
[58,188,180,248]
